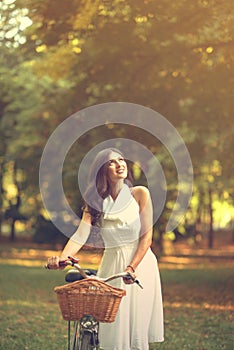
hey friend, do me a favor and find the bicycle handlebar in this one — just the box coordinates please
[46,256,143,289]
[104,271,143,289]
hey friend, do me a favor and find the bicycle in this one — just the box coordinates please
[47,256,143,350]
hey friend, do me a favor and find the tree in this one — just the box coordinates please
[0,47,56,239]
[0,0,233,245]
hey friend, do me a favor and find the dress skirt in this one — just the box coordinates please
[97,243,164,350]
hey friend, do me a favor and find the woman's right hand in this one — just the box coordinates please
[46,256,62,269]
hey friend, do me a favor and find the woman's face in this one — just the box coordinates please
[106,151,128,183]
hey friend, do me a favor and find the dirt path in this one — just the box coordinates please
[0,239,233,269]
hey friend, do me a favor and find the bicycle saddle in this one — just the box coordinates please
[65,268,97,283]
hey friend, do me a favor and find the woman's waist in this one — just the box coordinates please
[103,240,139,252]
[100,230,140,248]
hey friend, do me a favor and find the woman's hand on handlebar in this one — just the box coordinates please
[46,256,66,270]
[123,266,136,285]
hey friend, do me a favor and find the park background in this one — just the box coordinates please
[0,0,233,349]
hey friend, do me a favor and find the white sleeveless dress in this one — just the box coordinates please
[97,184,164,350]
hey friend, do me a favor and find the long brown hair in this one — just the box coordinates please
[83,148,133,226]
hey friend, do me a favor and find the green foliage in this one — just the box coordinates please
[0,0,233,242]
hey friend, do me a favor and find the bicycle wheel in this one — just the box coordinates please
[79,331,92,350]
[78,315,99,349]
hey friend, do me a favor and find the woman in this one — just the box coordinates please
[47,148,164,349]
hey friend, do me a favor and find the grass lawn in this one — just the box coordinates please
[153,268,233,350]
[0,247,233,350]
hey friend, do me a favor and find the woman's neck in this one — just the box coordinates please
[109,180,124,200]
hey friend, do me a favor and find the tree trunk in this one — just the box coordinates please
[195,191,203,234]
[158,229,164,255]
[9,161,21,242]
[208,187,214,249]
[10,218,16,241]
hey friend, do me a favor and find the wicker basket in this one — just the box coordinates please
[54,278,126,323]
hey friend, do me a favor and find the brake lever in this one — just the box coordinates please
[68,256,80,264]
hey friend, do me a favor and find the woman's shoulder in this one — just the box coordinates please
[131,185,150,203]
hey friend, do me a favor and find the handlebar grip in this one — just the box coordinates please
[59,260,67,268]
[124,274,134,281]
[125,272,143,289]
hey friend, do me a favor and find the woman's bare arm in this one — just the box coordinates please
[47,210,92,268]
[125,186,153,274]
